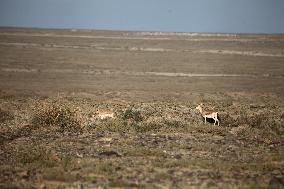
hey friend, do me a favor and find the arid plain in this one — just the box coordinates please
[0,27,283,188]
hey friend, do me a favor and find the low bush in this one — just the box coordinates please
[93,119,131,133]
[163,119,187,129]
[31,99,84,132]
[133,122,163,133]
[122,107,143,122]
[0,108,14,123]
[2,144,60,168]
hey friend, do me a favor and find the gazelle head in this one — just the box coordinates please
[195,103,203,112]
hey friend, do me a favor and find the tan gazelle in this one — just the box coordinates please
[96,109,115,119]
[196,104,220,126]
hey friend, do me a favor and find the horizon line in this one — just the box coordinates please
[1,26,284,36]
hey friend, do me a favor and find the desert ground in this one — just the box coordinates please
[0,27,283,188]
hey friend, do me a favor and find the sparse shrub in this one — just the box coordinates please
[122,107,143,122]
[15,145,59,168]
[219,113,236,127]
[159,119,190,132]
[133,122,163,133]
[250,114,283,137]
[31,99,84,132]
[61,155,74,171]
[0,108,14,123]
[236,113,270,129]
[94,119,131,133]
[230,124,251,136]
[42,167,77,182]
[246,113,264,128]
[163,119,187,129]
[228,110,283,138]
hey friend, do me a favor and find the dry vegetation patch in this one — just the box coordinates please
[0,96,283,188]
[31,99,84,133]
[0,108,14,123]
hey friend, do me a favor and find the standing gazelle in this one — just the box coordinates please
[196,104,220,126]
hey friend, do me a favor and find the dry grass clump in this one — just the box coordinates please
[221,105,283,139]
[133,121,163,133]
[93,119,131,133]
[163,118,188,130]
[16,145,59,168]
[0,108,14,123]
[122,107,143,122]
[233,112,283,136]
[31,99,84,132]
[42,167,77,183]
[0,144,60,169]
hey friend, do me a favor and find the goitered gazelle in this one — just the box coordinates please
[96,109,115,119]
[196,104,220,126]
